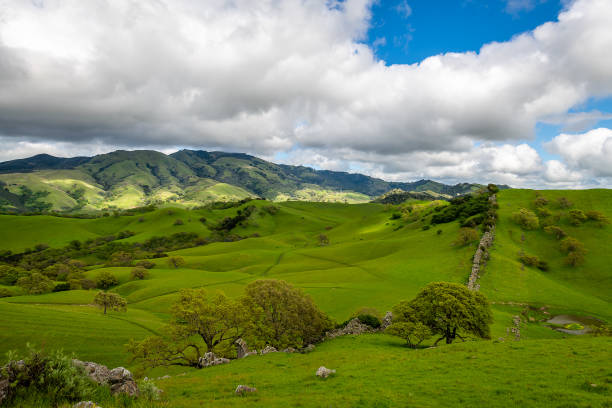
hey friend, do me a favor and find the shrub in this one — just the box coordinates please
[453,227,479,246]
[199,217,207,224]
[437,229,443,235]
[80,278,96,290]
[557,197,573,209]
[138,378,161,401]
[568,209,587,226]
[0,288,12,297]
[135,260,155,269]
[512,208,539,230]
[518,253,549,271]
[585,210,610,227]
[173,219,184,226]
[560,237,587,267]
[167,256,186,268]
[535,207,552,218]
[421,225,430,231]
[53,282,71,292]
[533,197,549,207]
[130,266,149,280]
[318,234,329,246]
[108,251,134,267]
[357,314,381,329]
[390,213,401,220]
[544,226,567,240]
[0,264,24,286]
[95,271,119,289]
[16,273,54,295]
[2,346,92,406]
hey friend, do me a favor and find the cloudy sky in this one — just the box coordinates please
[0,0,611,188]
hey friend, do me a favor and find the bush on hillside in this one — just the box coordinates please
[1,346,92,406]
[95,271,119,289]
[0,288,12,297]
[518,253,549,271]
[167,256,186,268]
[512,208,540,230]
[560,237,587,267]
[357,314,381,329]
[533,196,549,207]
[0,264,25,286]
[135,260,155,269]
[173,219,184,226]
[130,266,149,280]
[16,272,54,295]
[557,197,573,209]
[585,210,610,227]
[568,209,587,226]
[453,227,479,247]
[544,226,567,240]
[53,282,71,292]
[80,278,96,290]
[244,279,333,349]
[107,251,134,267]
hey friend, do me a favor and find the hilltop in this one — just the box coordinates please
[0,150,485,212]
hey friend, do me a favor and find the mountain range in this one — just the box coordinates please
[0,150,487,212]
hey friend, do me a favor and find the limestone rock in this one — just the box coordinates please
[198,352,230,368]
[326,318,373,339]
[73,402,101,408]
[316,366,336,378]
[301,344,316,353]
[110,380,139,397]
[381,311,393,329]
[260,345,278,355]
[235,338,250,358]
[235,385,257,394]
[72,360,111,384]
[282,347,296,353]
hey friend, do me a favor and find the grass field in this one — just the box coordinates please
[0,190,611,407]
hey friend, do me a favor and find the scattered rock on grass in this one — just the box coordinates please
[261,345,278,355]
[73,402,101,408]
[198,352,230,368]
[235,385,257,395]
[316,366,336,378]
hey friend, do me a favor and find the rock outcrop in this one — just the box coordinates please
[72,360,139,396]
[260,345,278,355]
[73,402,101,408]
[381,311,393,329]
[235,385,257,394]
[326,318,375,339]
[235,338,250,358]
[198,352,230,368]
[316,366,336,378]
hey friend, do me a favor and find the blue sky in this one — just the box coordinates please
[366,0,566,65]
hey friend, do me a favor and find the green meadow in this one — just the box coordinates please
[1,190,611,407]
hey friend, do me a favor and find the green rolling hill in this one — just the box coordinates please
[0,150,487,212]
[0,189,610,407]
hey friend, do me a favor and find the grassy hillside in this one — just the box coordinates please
[0,149,485,211]
[0,191,610,407]
[480,189,612,321]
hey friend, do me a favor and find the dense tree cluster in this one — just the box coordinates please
[128,279,333,368]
